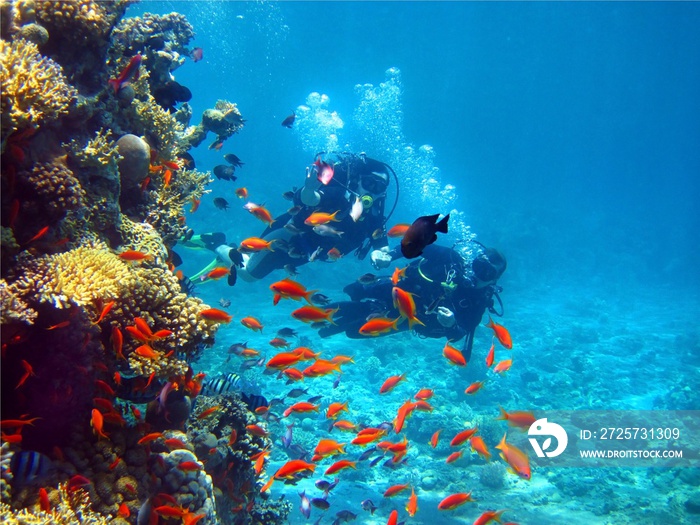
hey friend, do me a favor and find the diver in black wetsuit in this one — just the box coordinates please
[318,242,507,363]
[193,153,397,283]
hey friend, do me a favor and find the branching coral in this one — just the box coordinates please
[0,278,38,325]
[129,94,183,161]
[140,168,212,247]
[0,39,77,147]
[66,128,122,176]
[0,483,111,525]
[35,0,126,41]
[9,240,136,309]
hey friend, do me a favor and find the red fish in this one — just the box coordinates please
[443,341,467,366]
[494,359,512,374]
[90,409,109,439]
[470,435,492,461]
[177,461,202,472]
[359,317,401,336]
[111,326,125,360]
[283,402,320,417]
[430,429,441,448]
[241,316,264,332]
[91,300,116,325]
[392,287,424,328]
[26,225,50,244]
[473,510,507,525]
[414,388,434,400]
[304,210,340,226]
[199,308,233,323]
[387,223,410,238]
[235,187,248,199]
[384,483,410,498]
[137,432,164,445]
[190,196,201,213]
[379,373,406,394]
[406,486,418,516]
[486,317,512,349]
[197,406,221,419]
[485,338,495,368]
[108,54,143,93]
[324,459,356,475]
[496,407,536,430]
[291,305,337,324]
[270,278,316,304]
[15,359,35,389]
[38,487,50,511]
[204,267,230,280]
[465,381,485,395]
[119,250,152,261]
[274,459,316,480]
[495,433,531,480]
[437,492,476,511]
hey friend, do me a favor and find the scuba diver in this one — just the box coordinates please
[184,152,399,284]
[318,241,507,363]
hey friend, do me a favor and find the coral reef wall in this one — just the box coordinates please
[1,1,286,523]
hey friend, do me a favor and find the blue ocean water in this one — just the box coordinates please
[131,2,700,523]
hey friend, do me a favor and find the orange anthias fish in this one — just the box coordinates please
[473,510,507,525]
[111,327,125,360]
[485,338,495,368]
[283,402,320,417]
[437,492,476,511]
[190,196,201,213]
[443,341,467,367]
[245,203,275,225]
[486,317,512,349]
[239,237,276,252]
[450,427,479,447]
[379,373,407,394]
[274,459,316,480]
[326,401,349,420]
[391,266,407,285]
[446,450,463,464]
[177,461,203,472]
[392,287,424,328]
[269,337,291,348]
[269,278,316,304]
[358,317,401,336]
[493,359,512,374]
[283,369,302,383]
[470,435,492,461]
[291,305,338,324]
[496,407,536,430]
[199,308,233,323]
[302,359,342,378]
[430,429,441,448]
[204,267,231,280]
[266,352,304,370]
[324,459,356,475]
[304,211,340,226]
[384,483,410,498]
[465,380,486,394]
[235,187,248,199]
[414,388,434,400]
[90,409,109,439]
[15,359,35,389]
[241,316,264,332]
[495,433,531,480]
[314,438,346,458]
[406,486,418,517]
[118,250,153,261]
[91,301,116,325]
[387,223,410,238]
[197,406,221,419]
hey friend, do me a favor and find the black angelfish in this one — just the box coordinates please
[400,213,449,259]
[281,111,296,128]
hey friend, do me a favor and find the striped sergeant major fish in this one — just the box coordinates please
[200,373,242,396]
[10,451,53,487]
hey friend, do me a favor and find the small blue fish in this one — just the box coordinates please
[299,490,311,519]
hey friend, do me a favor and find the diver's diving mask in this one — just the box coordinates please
[360,171,389,195]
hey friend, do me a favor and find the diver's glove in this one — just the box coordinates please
[437,306,456,328]
[300,167,322,206]
[370,247,391,270]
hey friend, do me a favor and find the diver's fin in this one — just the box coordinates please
[228,266,237,287]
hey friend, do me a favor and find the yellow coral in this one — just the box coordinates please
[0,483,111,524]
[0,38,77,142]
[131,94,183,162]
[66,128,122,173]
[10,240,136,309]
[35,0,127,41]
[116,216,169,264]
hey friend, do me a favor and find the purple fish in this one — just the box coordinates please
[332,375,342,389]
[156,381,174,413]
[190,47,203,62]
[299,490,311,519]
[281,423,294,448]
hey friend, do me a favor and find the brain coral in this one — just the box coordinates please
[20,161,86,219]
[0,38,77,145]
